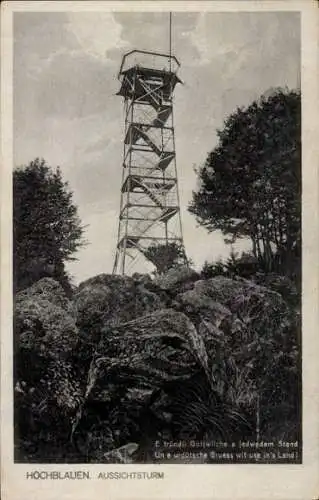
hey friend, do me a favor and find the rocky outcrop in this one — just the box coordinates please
[16,276,74,314]
[174,276,295,406]
[15,278,78,360]
[88,308,209,393]
[153,265,199,292]
[72,308,210,460]
[175,275,291,335]
[14,278,81,461]
[73,274,167,379]
[14,273,298,463]
[74,274,164,333]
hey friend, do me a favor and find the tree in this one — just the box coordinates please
[143,242,187,275]
[201,250,259,280]
[189,89,301,277]
[13,158,86,293]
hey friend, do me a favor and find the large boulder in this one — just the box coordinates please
[74,274,165,346]
[14,278,81,462]
[16,275,75,313]
[14,273,299,463]
[73,274,167,383]
[72,308,210,461]
[153,265,199,292]
[175,275,291,330]
[15,277,78,360]
[88,308,209,389]
[175,276,296,404]
[154,266,199,293]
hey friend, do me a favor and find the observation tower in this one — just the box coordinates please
[112,49,187,275]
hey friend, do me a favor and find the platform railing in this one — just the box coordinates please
[118,49,180,78]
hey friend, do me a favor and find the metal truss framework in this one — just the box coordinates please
[113,50,187,275]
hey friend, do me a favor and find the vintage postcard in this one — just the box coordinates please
[1,1,319,499]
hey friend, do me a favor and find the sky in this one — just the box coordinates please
[13,10,300,284]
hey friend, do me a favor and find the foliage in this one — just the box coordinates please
[189,89,301,276]
[143,242,187,275]
[201,250,259,280]
[157,372,252,442]
[13,158,86,294]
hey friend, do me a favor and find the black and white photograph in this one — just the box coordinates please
[1,2,319,498]
[12,7,303,465]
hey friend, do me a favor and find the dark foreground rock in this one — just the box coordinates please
[14,278,82,462]
[87,308,209,391]
[153,265,199,292]
[72,308,210,461]
[74,273,164,335]
[14,273,299,463]
[174,276,297,403]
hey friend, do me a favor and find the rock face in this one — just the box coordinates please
[74,274,164,333]
[14,273,298,463]
[153,265,199,292]
[15,278,77,359]
[73,274,167,378]
[88,308,209,392]
[14,278,81,462]
[174,276,294,402]
[73,308,210,461]
[16,277,75,315]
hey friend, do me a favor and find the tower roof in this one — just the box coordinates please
[118,49,180,77]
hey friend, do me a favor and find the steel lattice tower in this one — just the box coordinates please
[113,50,187,275]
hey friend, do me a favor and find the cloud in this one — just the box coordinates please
[66,12,129,61]
[188,12,248,66]
[189,11,300,70]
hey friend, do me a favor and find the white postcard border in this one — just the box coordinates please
[1,2,318,499]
